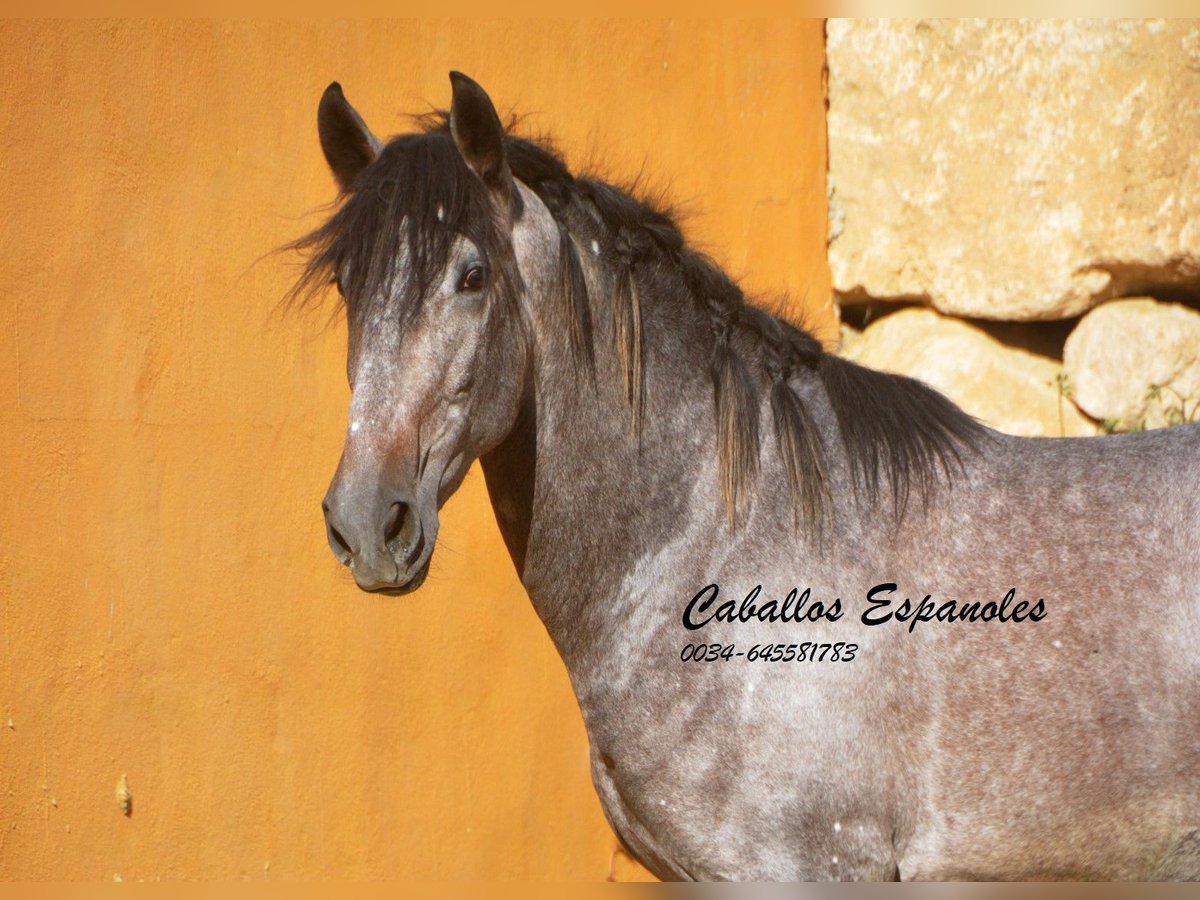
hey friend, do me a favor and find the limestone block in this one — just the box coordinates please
[1063,297,1200,430]
[827,19,1200,321]
[842,308,1097,437]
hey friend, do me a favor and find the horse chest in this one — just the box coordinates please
[588,742,899,880]
[578,669,901,881]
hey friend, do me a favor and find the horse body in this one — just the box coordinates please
[295,74,1200,880]
[484,185,1200,879]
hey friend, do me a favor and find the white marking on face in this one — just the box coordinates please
[350,420,361,433]
[1052,639,1062,649]
[831,856,839,865]
[590,239,600,255]
[834,821,841,832]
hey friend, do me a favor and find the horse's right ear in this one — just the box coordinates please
[318,82,382,191]
[449,71,515,218]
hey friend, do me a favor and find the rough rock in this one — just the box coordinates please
[842,308,1097,437]
[837,322,862,355]
[1063,297,1200,430]
[827,19,1200,321]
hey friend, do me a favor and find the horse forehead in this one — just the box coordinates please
[355,301,444,362]
[350,316,443,409]
[345,229,424,321]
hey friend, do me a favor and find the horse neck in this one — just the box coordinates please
[479,214,736,662]
[478,190,1000,680]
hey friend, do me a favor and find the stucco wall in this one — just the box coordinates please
[0,20,830,879]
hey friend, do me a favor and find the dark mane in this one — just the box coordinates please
[288,113,991,527]
[285,125,522,327]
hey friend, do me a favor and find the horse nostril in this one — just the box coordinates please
[383,502,407,548]
[327,522,354,562]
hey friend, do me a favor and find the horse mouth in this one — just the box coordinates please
[360,558,431,596]
[350,513,434,596]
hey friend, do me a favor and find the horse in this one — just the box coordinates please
[289,72,1200,881]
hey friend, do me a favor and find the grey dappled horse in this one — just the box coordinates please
[292,73,1200,880]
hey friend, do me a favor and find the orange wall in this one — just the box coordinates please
[0,20,830,880]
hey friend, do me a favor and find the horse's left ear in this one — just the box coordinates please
[449,71,515,216]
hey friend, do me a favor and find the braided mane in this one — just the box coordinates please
[289,115,990,528]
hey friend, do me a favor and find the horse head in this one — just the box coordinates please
[310,74,555,594]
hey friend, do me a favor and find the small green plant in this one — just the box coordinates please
[1147,383,1200,427]
[1098,383,1198,434]
[1100,417,1147,435]
[1052,372,1074,437]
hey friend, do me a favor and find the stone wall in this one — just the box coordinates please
[828,19,1200,436]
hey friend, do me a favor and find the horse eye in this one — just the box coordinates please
[458,265,486,293]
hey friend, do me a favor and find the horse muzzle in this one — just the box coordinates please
[321,489,437,595]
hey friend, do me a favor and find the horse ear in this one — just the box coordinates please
[318,82,382,191]
[448,71,515,215]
